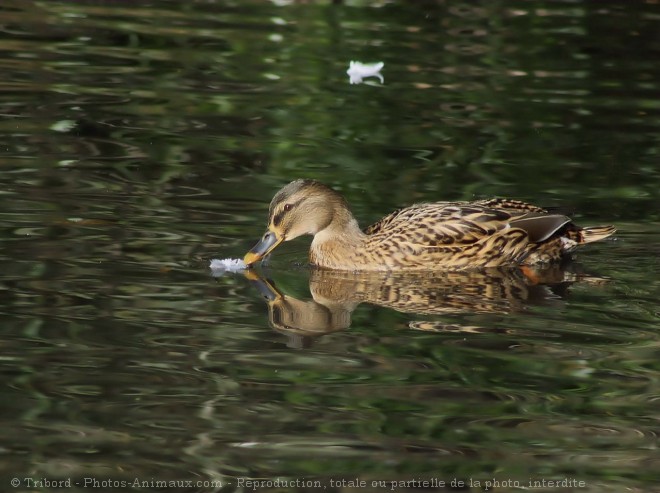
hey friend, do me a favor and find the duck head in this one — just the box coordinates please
[244,179,348,267]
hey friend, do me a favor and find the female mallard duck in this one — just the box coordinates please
[244,179,615,271]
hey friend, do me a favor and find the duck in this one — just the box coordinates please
[243,179,616,271]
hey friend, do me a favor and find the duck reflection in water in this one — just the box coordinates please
[244,264,608,349]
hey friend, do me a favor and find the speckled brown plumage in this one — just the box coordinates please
[244,179,616,271]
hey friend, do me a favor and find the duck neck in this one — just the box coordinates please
[310,208,366,269]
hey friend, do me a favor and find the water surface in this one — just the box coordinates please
[1,1,659,492]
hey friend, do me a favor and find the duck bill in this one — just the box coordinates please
[244,229,283,266]
[243,270,282,302]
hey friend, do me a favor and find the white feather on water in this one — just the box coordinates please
[209,258,247,274]
[347,61,384,84]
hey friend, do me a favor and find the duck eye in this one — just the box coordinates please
[283,203,293,212]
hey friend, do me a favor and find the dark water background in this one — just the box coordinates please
[1,1,659,492]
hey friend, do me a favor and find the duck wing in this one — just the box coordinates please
[366,203,513,247]
[509,212,572,243]
[367,201,572,245]
[473,198,547,214]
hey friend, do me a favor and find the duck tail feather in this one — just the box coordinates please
[580,225,616,244]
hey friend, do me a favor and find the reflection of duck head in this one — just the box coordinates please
[245,264,608,346]
[245,271,354,348]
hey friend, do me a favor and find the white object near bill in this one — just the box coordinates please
[209,258,247,275]
[347,61,384,84]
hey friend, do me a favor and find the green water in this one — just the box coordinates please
[1,1,659,492]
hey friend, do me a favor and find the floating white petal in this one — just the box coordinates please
[209,258,247,273]
[347,61,384,85]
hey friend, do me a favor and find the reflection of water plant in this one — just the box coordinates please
[251,4,659,222]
